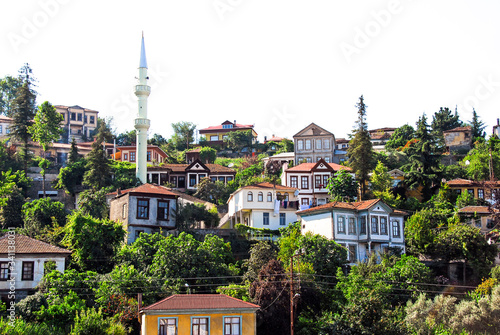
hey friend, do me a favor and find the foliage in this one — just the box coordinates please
[326,169,358,202]
[223,129,255,152]
[402,114,443,201]
[28,101,63,152]
[15,292,47,322]
[370,160,393,193]
[62,212,126,273]
[385,124,415,151]
[347,95,375,199]
[0,185,25,228]
[96,264,150,305]
[53,159,87,196]
[22,198,67,236]
[174,202,220,230]
[216,284,251,302]
[198,146,217,163]
[469,108,486,140]
[149,233,237,294]
[462,139,500,181]
[431,107,463,148]
[115,129,136,146]
[0,317,63,335]
[171,121,196,150]
[70,308,126,335]
[68,138,80,164]
[404,207,451,255]
[83,120,112,190]
[38,269,100,306]
[77,188,110,220]
[243,241,279,283]
[0,74,22,116]
[193,177,230,205]
[456,189,477,208]
[149,133,168,146]
[109,160,140,190]
[36,290,87,331]
[0,169,16,207]
[116,232,166,273]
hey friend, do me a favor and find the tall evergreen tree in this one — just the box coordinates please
[68,138,80,165]
[9,82,36,174]
[347,95,375,199]
[469,108,486,140]
[431,107,462,149]
[83,121,111,190]
[28,101,64,196]
[402,114,442,201]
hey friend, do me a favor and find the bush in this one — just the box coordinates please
[70,308,126,335]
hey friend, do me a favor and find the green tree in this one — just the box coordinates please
[9,82,36,173]
[77,188,110,220]
[462,139,500,181]
[385,124,415,151]
[174,202,220,229]
[431,107,462,149]
[116,232,165,273]
[83,121,112,190]
[404,207,451,255]
[53,159,86,198]
[347,95,375,199]
[223,130,255,152]
[326,169,358,202]
[109,160,140,190]
[148,133,168,146]
[28,101,64,196]
[115,129,136,146]
[70,308,126,335]
[0,75,22,116]
[62,212,125,273]
[370,161,392,193]
[199,146,217,163]
[68,138,80,164]
[171,121,196,150]
[242,240,278,283]
[469,108,486,140]
[402,114,443,201]
[0,185,25,228]
[193,177,230,205]
[22,198,67,237]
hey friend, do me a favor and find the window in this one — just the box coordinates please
[290,176,298,188]
[267,192,272,202]
[323,175,329,188]
[5,127,9,134]
[224,316,241,335]
[301,198,309,205]
[348,217,356,234]
[210,135,218,141]
[305,139,311,150]
[276,192,281,200]
[226,176,233,182]
[218,176,225,182]
[348,245,357,262]
[192,317,209,335]
[478,189,484,199]
[22,261,34,281]
[324,157,330,163]
[71,112,76,120]
[468,189,474,196]
[189,175,197,187]
[392,220,400,237]
[130,152,136,162]
[316,139,321,149]
[297,140,303,150]
[284,193,289,201]
[135,230,144,240]
[337,216,345,233]
[315,175,321,188]
[306,157,312,163]
[247,192,253,202]
[455,189,462,195]
[371,216,378,234]
[124,153,128,161]
[84,115,88,123]
[170,176,177,187]
[122,204,127,219]
[317,157,322,161]
[258,192,263,202]
[211,177,217,182]
[0,125,2,134]
[301,176,309,189]
[77,113,82,121]
[178,176,186,188]
[360,216,367,234]
[0,262,9,281]
[222,124,233,129]
[280,213,286,226]
[137,199,149,219]
[159,318,177,335]
[158,200,170,220]
[323,139,330,149]
[263,213,269,225]
[90,115,95,124]
[147,151,151,161]
[380,217,388,235]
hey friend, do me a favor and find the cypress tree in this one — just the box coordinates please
[83,121,111,190]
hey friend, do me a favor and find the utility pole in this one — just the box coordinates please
[290,249,304,335]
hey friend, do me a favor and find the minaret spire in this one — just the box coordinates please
[134,33,151,184]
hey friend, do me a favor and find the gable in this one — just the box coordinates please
[368,202,392,214]
[293,123,334,138]
[311,159,334,172]
[186,159,209,172]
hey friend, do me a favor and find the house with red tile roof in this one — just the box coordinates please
[226,182,299,232]
[112,144,168,165]
[445,178,500,203]
[293,123,337,164]
[140,294,259,335]
[108,183,178,243]
[55,105,99,143]
[297,199,407,263]
[282,158,352,208]
[0,234,71,302]
[443,126,473,153]
[199,120,258,147]
[457,206,497,233]
[146,159,236,190]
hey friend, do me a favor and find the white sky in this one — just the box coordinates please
[1,0,500,142]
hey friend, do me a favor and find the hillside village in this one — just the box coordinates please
[1,59,500,334]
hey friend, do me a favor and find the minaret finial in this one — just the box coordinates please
[140,33,148,69]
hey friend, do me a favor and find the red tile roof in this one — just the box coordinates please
[108,183,178,197]
[286,162,351,172]
[142,294,259,311]
[443,126,472,133]
[0,234,71,255]
[297,199,407,216]
[240,182,297,191]
[458,206,494,214]
[156,163,235,174]
[199,122,254,132]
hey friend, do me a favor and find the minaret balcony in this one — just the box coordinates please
[134,118,151,128]
[135,85,151,96]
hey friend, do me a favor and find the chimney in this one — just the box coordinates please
[497,118,499,126]
[116,188,121,196]
[234,120,236,126]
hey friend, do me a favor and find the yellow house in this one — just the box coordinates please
[446,179,500,201]
[140,294,259,335]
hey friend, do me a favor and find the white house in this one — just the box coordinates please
[282,158,352,208]
[108,183,178,244]
[298,199,406,263]
[0,234,71,302]
[227,182,299,231]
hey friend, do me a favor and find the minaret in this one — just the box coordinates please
[134,32,151,184]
